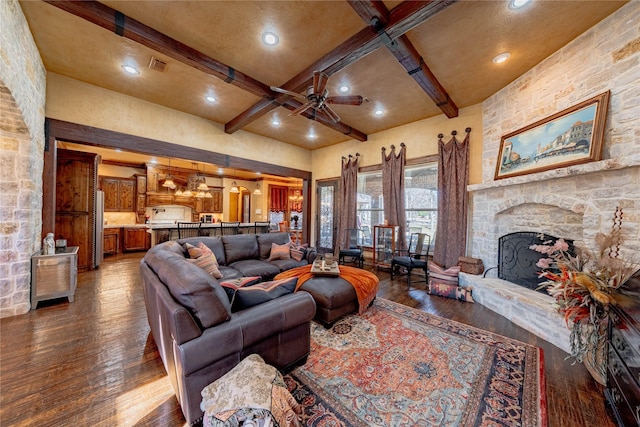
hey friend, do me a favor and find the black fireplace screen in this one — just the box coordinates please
[498,232,574,292]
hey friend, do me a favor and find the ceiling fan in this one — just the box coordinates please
[270,71,368,123]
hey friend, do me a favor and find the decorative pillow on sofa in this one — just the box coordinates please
[219,276,262,303]
[232,277,298,311]
[268,242,291,261]
[185,242,223,279]
[428,281,474,303]
[290,243,308,261]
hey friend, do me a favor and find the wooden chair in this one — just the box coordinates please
[254,221,271,234]
[177,222,202,239]
[338,228,364,268]
[390,232,431,289]
[220,221,240,235]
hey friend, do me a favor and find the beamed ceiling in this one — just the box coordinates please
[21,0,626,152]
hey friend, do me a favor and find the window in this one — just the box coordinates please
[356,163,437,247]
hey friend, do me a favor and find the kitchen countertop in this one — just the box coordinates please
[104,224,149,229]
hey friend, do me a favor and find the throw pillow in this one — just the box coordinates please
[219,276,262,303]
[290,243,308,261]
[428,281,474,303]
[184,242,203,259]
[185,242,223,279]
[232,277,298,311]
[269,242,292,261]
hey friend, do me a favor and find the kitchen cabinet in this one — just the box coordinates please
[135,174,147,223]
[101,177,135,212]
[103,228,120,255]
[373,225,399,268]
[123,228,150,252]
[56,149,98,271]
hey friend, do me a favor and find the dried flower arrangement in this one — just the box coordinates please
[530,207,638,384]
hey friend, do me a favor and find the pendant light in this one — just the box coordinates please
[162,158,176,189]
[229,169,239,193]
[253,182,262,195]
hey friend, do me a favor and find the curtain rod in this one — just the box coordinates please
[438,127,471,139]
[341,153,360,161]
[381,142,405,152]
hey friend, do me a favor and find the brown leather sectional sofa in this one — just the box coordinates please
[140,232,317,425]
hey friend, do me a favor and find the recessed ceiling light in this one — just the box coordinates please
[271,118,280,126]
[374,109,384,116]
[262,32,279,46]
[218,168,224,174]
[205,95,216,103]
[121,64,140,75]
[509,0,532,10]
[339,85,350,93]
[308,132,317,139]
[492,52,511,64]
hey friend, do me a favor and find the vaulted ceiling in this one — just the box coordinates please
[21,0,626,151]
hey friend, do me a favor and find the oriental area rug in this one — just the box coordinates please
[284,298,547,427]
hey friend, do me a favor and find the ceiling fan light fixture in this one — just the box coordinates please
[492,52,511,64]
[262,32,279,46]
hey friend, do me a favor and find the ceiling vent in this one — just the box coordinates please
[148,56,167,72]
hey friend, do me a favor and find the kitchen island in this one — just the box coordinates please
[146,222,272,246]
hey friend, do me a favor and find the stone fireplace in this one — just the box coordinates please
[460,160,639,354]
[457,4,640,353]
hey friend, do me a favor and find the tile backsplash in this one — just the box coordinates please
[104,212,137,226]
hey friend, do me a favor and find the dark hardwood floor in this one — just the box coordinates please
[1,252,616,426]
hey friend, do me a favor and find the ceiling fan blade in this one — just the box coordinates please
[289,102,314,116]
[270,86,306,99]
[326,95,367,106]
[313,71,329,95]
[320,105,341,123]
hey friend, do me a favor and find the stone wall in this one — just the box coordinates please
[0,0,46,317]
[464,3,639,350]
[470,2,640,270]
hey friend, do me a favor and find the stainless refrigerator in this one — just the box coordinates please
[94,190,104,268]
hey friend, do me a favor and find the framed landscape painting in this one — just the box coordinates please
[494,91,609,180]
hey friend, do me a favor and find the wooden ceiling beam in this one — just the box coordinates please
[46,0,369,144]
[225,0,455,134]
[349,0,459,118]
[45,1,274,98]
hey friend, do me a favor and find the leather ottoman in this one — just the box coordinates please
[298,276,358,327]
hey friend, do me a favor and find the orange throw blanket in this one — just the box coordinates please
[274,265,379,315]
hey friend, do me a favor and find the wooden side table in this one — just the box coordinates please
[31,246,79,309]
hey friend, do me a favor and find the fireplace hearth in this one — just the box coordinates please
[494,232,574,293]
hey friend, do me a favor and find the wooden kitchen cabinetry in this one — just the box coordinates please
[55,149,98,271]
[123,228,150,252]
[101,177,135,212]
[103,228,120,255]
[135,174,147,223]
[199,188,224,213]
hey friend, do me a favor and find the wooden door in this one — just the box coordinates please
[56,149,97,271]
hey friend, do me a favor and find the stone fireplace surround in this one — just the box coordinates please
[460,159,640,354]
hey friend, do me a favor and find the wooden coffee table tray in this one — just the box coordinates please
[310,259,340,276]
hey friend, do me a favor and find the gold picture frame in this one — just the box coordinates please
[494,91,609,180]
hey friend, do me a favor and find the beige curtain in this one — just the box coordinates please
[336,153,359,253]
[382,144,407,251]
[434,128,471,268]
